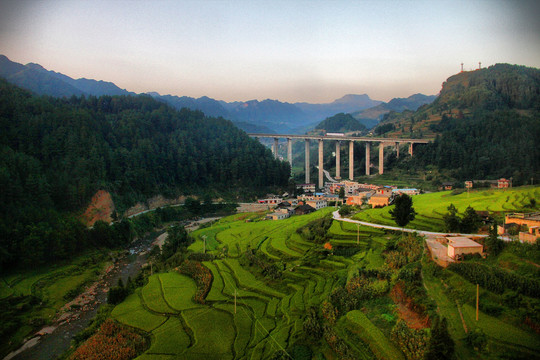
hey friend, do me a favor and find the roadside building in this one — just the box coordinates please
[346,195,365,206]
[447,237,483,259]
[258,197,282,205]
[306,199,327,210]
[392,188,420,196]
[465,181,473,189]
[295,204,316,215]
[505,212,540,228]
[368,193,392,208]
[519,226,540,243]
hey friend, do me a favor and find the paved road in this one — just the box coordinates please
[332,210,489,238]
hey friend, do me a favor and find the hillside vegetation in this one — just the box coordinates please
[0,79,289,269]
[315,113,367,133]
[372,64,540,184]
[99,203,540,360]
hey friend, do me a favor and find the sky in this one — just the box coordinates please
[1,0,539,103]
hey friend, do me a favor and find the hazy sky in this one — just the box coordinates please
[1,0,539,103]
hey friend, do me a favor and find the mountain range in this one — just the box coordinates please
[0,54,435,134]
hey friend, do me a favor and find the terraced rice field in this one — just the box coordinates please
[352,186,539,232]
[113,208,391,359]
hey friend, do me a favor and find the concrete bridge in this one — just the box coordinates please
[248,133,431,189]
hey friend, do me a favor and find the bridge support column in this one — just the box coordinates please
[305,139,310,184]
[335,141,341,180]
[365,142,370,175]
[273,138,279,159]
[409,143,414,157]
[349,141,354,180]
[395,142,400,158]
[287,138,292,168]
[318,139,324,190]
[379,143,384,175]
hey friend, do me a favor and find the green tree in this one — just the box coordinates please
[338,186,345,199]
[424,317,455,360]
[460,206,480,233]
[389,194,417,228]
[443,204,461,232]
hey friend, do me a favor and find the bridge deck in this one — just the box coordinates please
[247,133,431,144]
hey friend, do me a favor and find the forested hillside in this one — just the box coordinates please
[315,113,366,133]
[0,79,290,268]
[376,64,540,183]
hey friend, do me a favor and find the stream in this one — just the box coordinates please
[8,236,153,360]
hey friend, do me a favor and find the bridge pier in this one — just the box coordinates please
[318,139,324,189]
[335,141,341,180]
[273,138,279,159]
[287,138,292,167]
[349,141,354,180]
[379,143,384,175]
[305,139,310,184]
[365,142,370,176]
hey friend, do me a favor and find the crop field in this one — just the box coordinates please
[352,186,539,232]
[110,194,540,360]
[0,251,111,357]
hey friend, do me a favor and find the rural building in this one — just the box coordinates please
[447,237,483,259]
[498,178,511,188]
[258,197,282,205]
[306,199,327,210]
[295,204,316,215]
[505,212,540,228]
[267,211,290,220]
[296,183,316,193]
[465,181,473,189]
[276,201,292,209]
[346,195,365,206]
[441,182,454,191]
[392,188,420,196]
[326,182,344,194]
[368,194,392,208]
[519,227,540,243]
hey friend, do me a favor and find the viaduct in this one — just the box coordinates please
[248,133,431,189]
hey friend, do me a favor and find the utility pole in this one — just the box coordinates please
[476,284,479,321]
[461,62,464,72]
[150,261,153,276]
[202,235,207,254]
[234,289,237,314]
[357,223,360,245]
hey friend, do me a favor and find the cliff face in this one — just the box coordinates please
[81,190,115,226]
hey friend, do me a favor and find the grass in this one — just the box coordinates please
[111,290,167,332]
[146,317,190,355]
[343,310,404,360]
[352,186,540,232]
[159,272,200,311]
[142,275,175,314]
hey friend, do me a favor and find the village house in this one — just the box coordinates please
[266,211,290,220]
[498,178,511,189]
[446,237,483,259]
[441,182,454,191]
[392,188,420,196]
[368,193,392,208]
[296,183,316,194]
[294,204,316,215]
[306,199,327,210]
[505,212,540,228]
[519,226,540,243]
[258,197,282,205]
[465,181,473,189]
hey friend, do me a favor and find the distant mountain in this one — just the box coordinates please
[314,113,366,133]
[296,94,382,122]
[351,93,436,128]
[0,55,387,134]
[0,55,132,97]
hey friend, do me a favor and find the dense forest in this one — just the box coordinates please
[406,109,540,183]
[377,64,540,183]
[315,113,366,133]
[0,79,290,269]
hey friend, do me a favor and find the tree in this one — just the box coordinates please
[425,317,455,360]
[460,206,480,233]
[484,220,504,256]
[338,187,345,199]
[389,194,417,228]
[443,204,461,232]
